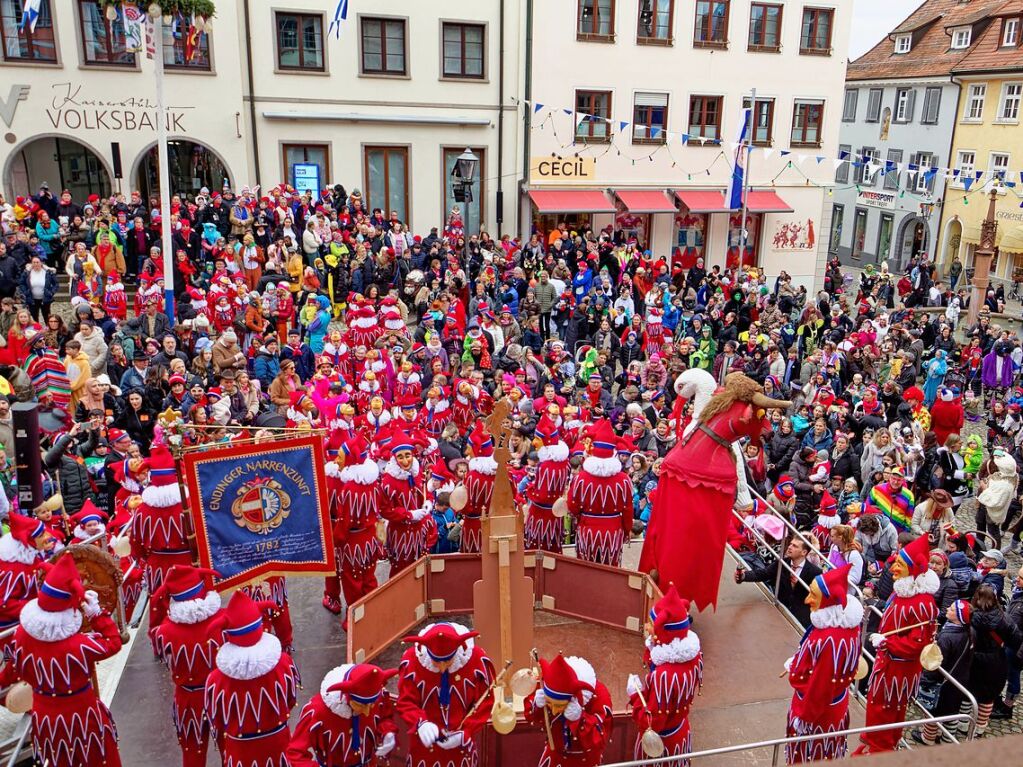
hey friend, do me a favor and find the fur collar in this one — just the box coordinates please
[893,568,941,598]
[646,633,702,666]
[426,400,450,414]
[358,381,381,393]
[73,523,105,541]
[816,514,840,530]
[538,442,569,463]
[142,482,182,509]
[582,455,623,478]
[216,633,282,680]
[384,458,420,481]
[367,411,391,427]
[810,598,864,630]
[324,461,341,478]
[169,591,222,625]
[399,372,421,385]
[414,622,473,674]
[351,316,378,329]
[0,533,40,565]
[340,459,380,485]
[564,656,596,705]
[19,600,82,642]
[468,456,498,475]
[320,664,355,718]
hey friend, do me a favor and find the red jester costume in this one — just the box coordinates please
[525,414,572,553]
[461,421,498,554]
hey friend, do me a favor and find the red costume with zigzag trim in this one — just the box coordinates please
[525,415,572,553]
[461,421,497,554]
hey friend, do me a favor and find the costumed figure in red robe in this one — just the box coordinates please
[103,274,127,320]
[785,563,863,763]
[323,434,386,618]
[149,565,226,767]
[566,420,633,567]
[0,512,46,640]
[203,590,300,767]
[0,555,123,767]
[422,386,453,439]
[396,622,496,767]
[131,444,193,624]
[380,431,435,575]
[346,305,382,350]
[452,380,480,432]
[854,534,939,754]
[358,395,392,442]
[640,373,790,609]
[811,491,841,552]
[354,371,388,413]
[525,654,613,767]
[929,386,964,447]
[394,361,423,404]
[525,413,572,552]
[274,282,295,343]
[627,585,703,766]
[287,664,399,767]
[461,420,498,554]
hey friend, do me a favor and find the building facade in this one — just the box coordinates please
[0,0,522,235]
[524,0,850,289]
[937,5,1023,285]
[833,0,978,273]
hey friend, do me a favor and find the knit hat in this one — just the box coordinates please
[904,386,924,402]
[773,476,796,504]
[953,599,971,624]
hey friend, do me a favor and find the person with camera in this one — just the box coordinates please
[42,419,100,518]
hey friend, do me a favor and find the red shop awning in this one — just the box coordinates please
[744,190,794,213]
[528,189,617,214]
[675,189,731,213]
[614,190,677,214]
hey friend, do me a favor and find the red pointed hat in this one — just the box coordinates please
[467,421,495,458]
[539,654,594,702]
[388,428,420,457]
[819,491,838,517]
[650,584,693,645]
[534,413,562,446]
[71,500,107,529]
[897,533,932,577]
[586,419,618,459]
[154,565,220,606]
[7,511,45,548]
[341,433,370,463]
[403,623,479,663]
[37,554,85,612]
[223,590,274,647]
[812,563,852,608]
[326,664,400,705]
[430,458,458,486]
[144,444,178,488]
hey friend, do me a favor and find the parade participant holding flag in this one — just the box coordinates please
[627,584,703,766]
[784,563,863,763]
[855,534,939,754]
[396,622,496,767]
[149,565,226,767]
[287,663,399,767]
[566,420,633,566]
[525,653,614,767]
[204,590,300,767]
[0,554,123,767]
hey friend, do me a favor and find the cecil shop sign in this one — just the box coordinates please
[530,156,597,183]
[44,82,192,132]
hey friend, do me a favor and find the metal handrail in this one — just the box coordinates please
[601,713,971,767]
[732,486,979,742]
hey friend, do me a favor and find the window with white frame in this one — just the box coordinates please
[913,151,934,192]
[859,147,880,186]
[998,82,1022,121]
[955,150,975,188]
[965,83,986,120]
[1003,18,1020,47]
[951,26,972,49]
[895,34,911,54]
[895,88,914,122]
[989,152,1010,190]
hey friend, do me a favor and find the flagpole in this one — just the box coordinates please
[738,88,755,272]
[152,12,176,325]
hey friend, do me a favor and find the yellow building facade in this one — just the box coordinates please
[939,72,1023,284]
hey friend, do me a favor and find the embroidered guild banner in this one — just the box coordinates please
[184,436,335,590]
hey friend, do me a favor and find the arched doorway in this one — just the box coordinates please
[4,135,112,204]
[942,217,963,274]
[895,215,929,271]
[135,139,231,203]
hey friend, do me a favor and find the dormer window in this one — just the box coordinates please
[1003,17,1020,47]
[895,34,911,54]
[951,26,972,49]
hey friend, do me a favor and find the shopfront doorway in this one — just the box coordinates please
[4,135,112,203]
[136,139,231,201]
[895,215,929,271]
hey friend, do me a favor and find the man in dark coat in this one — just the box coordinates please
[735,537,821,627]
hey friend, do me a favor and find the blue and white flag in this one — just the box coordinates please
[329,0,349,39]
[727,107,752,211]
[20,0,41,33]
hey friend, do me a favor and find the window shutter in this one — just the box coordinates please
[928,156,938,192]
[635,92,669,107]
[905,90,917,122]
[923,88,941,124]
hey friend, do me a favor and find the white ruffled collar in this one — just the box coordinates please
[320,664,355,718]
[468,456,498,475]
[384,458,419,481]
[216,633,282,680]
[810,598,864,630]
[0,533,40,565]
[538,442,569,464]
[582,455,622,478]
[893,568,940,597]
[168,591,222,625]
[646,633,702,666]
[340,459,380,485]
[19,601,82,642]
[816,514,840,530]
[413,622,473,674]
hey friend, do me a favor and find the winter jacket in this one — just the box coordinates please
[766,430,800,475]
[43,432,100,517]
[534,281,557,313]
[18,266,59,304]
[253,351,281,390]
[932,573,961,622]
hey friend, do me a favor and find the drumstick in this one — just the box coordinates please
[532,648,556,751]
[452,660,513,731]
[879,619,934,637]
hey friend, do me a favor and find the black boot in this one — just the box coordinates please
[990,699,1014,720]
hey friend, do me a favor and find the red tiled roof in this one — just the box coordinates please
[953,6,1023,73]
[848,0,1003,81]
